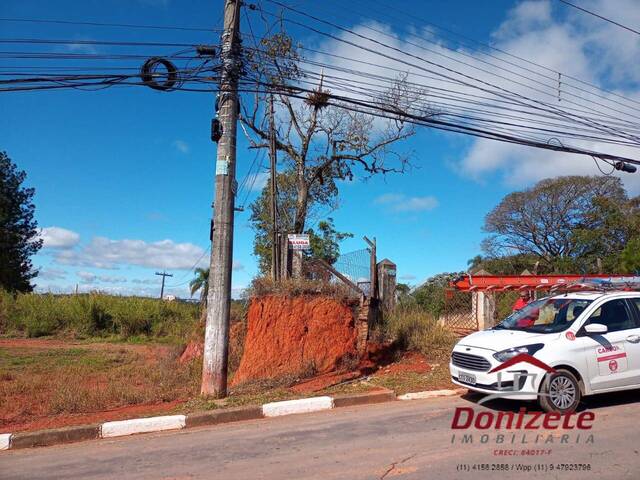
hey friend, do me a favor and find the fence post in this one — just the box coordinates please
[474,291,496,330]
[280,234,291,279]
[377,259,397,311]
[291,250,303,278]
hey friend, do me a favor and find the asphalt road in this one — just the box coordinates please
[1,391,639,480]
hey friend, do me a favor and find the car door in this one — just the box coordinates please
[580,298,640,392]
[623,297,640,386]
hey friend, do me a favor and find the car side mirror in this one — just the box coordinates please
[584,323,608,334]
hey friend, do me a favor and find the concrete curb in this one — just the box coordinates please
[9,424,100,449]
[185,406,263,428]
[0,386,461,451]
[262,396,333,417]
[0,433,10,451]
[101,415,186,438]
[397,388,466,400]
[332,389,396,408]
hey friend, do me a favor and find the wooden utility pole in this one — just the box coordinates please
[155,271,173,299]
[201,0,242,397]
[269,94,280,281]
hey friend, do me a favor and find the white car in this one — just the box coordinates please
[450,291,640,413]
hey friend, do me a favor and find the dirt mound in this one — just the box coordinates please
[179,321,245,365]
[179,341,203,364]
[231,295,357,386]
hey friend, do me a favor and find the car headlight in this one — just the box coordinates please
[493,344,544,362]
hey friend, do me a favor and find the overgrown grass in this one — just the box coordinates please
[0,344,200,427]
[382,305,457,361]
[0,290,201,342]
[248,277,359,303]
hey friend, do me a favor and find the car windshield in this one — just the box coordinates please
[494,297,593,333]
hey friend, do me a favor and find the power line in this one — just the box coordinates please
[556,0,640,36]
[0,16,222,33]
[258,2,640,144]
[0,38,203,48]
[309,0,640,124]
[165,245,212,287]
[364,0,640,108]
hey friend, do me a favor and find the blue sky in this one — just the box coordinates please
[2,0,639,297]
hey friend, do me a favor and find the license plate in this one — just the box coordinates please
[458,372,476,385]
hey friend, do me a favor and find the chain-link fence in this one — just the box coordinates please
[440,289,526,333]
[441,289,476,331]
[333,248,371,296]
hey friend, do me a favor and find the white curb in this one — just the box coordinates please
[397,389,461,400]
[262,396,334,417]
[0,434,10,450]
[101,415,186,438]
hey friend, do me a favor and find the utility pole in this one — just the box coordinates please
[155,271,173,299]
[201,0,242,397]
[269,94,280,281]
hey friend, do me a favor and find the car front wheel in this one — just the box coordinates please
[539,369,581,413]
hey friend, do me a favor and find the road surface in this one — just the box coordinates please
[1,391,639,479]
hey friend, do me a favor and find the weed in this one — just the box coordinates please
[382,305,456,361]
[0,290,200,342]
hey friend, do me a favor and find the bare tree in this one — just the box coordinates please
[240,32,431,233]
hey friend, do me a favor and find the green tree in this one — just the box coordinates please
[413,272,464,319]
[249,168,349,274]
[482,176,628,271]
[620,238,640,273]
[0,152,42,292]
[305,218,353,265]
[189,268,209,304]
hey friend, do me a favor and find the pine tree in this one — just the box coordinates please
[0,151,42,292]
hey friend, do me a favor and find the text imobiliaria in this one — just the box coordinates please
[450,407,596,445]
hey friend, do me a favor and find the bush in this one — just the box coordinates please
[248,276,359,304]
[0,289,199,342]
[384,305,456,360]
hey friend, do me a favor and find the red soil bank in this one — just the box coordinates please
[231,295,357,386]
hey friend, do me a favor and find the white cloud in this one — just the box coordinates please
[399,274,416,281]
[37,268,67,281]
[172,140,190,154]
[40,227,80,249]
[374,193,405,205]
[54,237,208,270]
[77,271,96,282]
[457,0,640,193]
[308,1,640,194]
[132,278,162,285]
[233,261,244,271]
[65,41,98,55]
[249,171,270,191]
[375,193,439,212]
[77,271,127,283]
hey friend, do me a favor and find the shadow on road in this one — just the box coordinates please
[460,388,640,413]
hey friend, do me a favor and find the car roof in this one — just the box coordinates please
[548,291,640,301]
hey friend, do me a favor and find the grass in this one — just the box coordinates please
[248,276,359,303]
[0,343,200,428]
[0,289,202,341]
[0,292,461,431]
[382,304,457,360]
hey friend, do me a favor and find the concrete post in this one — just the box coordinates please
[473,291,496,330]
[377,259,397,311]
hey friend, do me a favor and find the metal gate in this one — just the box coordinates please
[441,289,477,332]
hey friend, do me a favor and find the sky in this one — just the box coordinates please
[2,0,640,298]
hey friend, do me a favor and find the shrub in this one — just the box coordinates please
[248,276,358,303]
[0,289,199,342]
[384,305,456,360]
